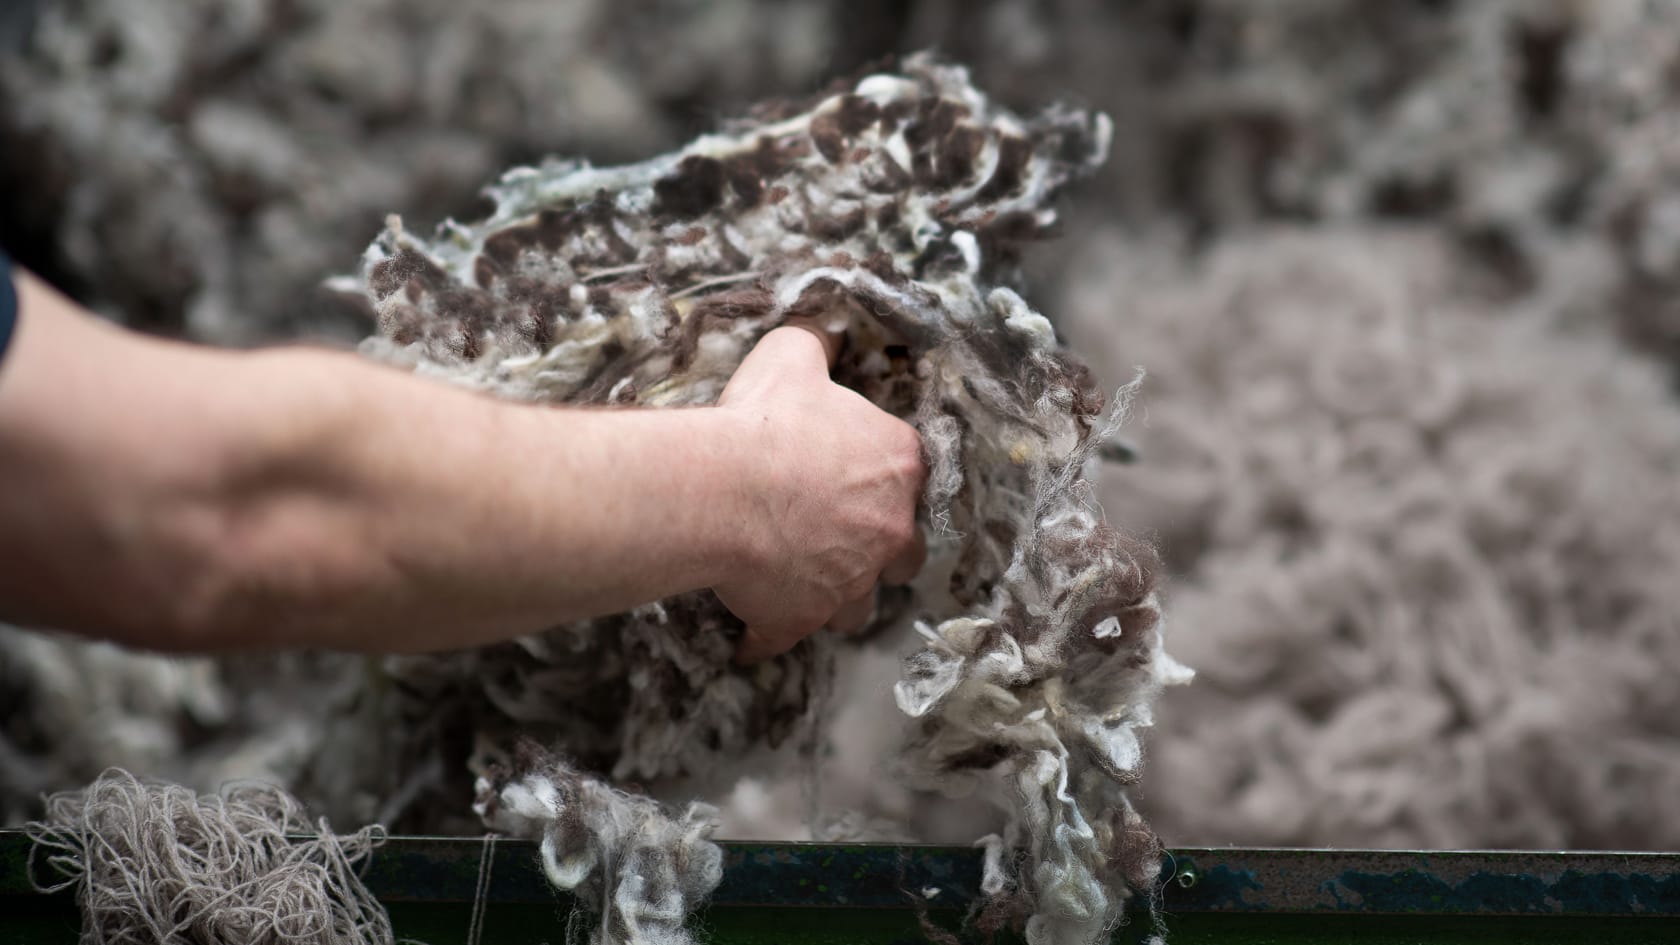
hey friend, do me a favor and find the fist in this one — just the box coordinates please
[713,324,927,662]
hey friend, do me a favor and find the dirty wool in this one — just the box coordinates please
[21,56,1189,945]
[345,54,1189,945]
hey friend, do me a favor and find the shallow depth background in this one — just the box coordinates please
[3,0,1678,850]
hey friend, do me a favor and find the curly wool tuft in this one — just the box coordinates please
[341,54,1188,945]
[475,743,724,945]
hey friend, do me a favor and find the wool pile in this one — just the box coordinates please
[338,54,1187,944]
[0,631,378,830]
[1062,227,1680,850]
[0,634,226,825]
[15,0,1676,375]
[895,0,1680,373]
[0,0,833,344]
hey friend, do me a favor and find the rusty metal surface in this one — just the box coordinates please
[6,830,1680,916]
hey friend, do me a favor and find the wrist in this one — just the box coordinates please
[695,404,773,588]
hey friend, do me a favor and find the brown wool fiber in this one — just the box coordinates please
[342,54,1188,945]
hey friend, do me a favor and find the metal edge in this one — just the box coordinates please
[5,831,1680,916]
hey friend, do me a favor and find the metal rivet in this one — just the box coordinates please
[1175,866,1199,889]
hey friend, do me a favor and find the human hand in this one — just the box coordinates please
[714,322,927,663]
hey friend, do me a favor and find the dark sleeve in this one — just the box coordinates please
[0,248,16,370]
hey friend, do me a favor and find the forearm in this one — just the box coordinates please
[261,355,758,652]
[0,272,754,652]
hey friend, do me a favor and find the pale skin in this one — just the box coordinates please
[0,270,927,661]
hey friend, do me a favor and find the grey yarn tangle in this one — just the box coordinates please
[345,53,1190,945]
[26,770,392,945]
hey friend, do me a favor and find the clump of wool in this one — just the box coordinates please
[342,53,1188,945]
[476,743,723,945]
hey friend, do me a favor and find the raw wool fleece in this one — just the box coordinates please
[1063,227,1680,850]
[897,0,1680,370]
[0,631,227,825]
[0,628,387,834]
[27,770,391,945]
[475,743,723,945]
[0,0,835,344]
[345,55,1190,945]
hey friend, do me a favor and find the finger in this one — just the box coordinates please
[780,315,844,371]
[827,590,877,636]
[880,526,927,586]
[751,324,836,380]
[734,619,821,665]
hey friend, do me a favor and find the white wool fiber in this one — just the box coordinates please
[475,744,723,945]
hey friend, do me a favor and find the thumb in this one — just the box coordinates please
[779,315,844,371]
[718,321,839,407]
[743,324,837,386]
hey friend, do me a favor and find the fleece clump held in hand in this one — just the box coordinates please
[342,54,1189,945]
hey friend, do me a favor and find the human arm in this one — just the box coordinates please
[0,270,925,656]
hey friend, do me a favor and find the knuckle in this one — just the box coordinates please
[892,421,924,458]
[898,521,922,554]
[882,517,916,552]
[890,428,928,481]
[842,574,876,601]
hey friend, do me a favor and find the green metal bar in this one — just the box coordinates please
[10,830,1680,944]
[6,830,1680,916]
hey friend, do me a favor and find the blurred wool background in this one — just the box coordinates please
[3,0,1679,850]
